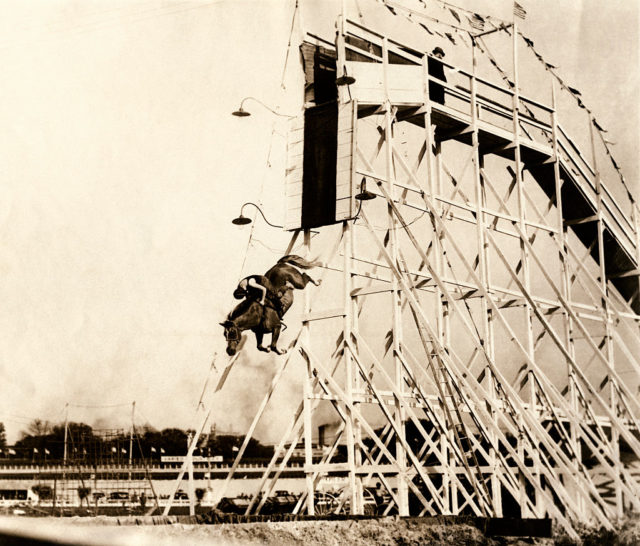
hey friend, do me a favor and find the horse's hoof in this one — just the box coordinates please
[257,346,270,353]
[314,279,322,286]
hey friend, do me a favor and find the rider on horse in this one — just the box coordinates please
[234,274,284,317]
[223,255,322,355]
[234,255,321,319]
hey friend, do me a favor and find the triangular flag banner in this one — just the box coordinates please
[611,156,620,170]
[568,86,582,96]
[449,8,461,23]
[445,32,456,45]
[593,118,607,132]
[419,22,434,35]
[385,4,397,16]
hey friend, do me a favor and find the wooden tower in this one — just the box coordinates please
[169,5,640,538]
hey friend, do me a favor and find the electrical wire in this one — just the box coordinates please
[280,0,300,89]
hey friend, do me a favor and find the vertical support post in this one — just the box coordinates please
[350,101,364,512]
[512,23,539,516]
[588,114,623,518]
[302,228,315,515]
[550,81,583,516]
[382,35,408,517]
[343,220,360,514]
[634,205,640,311]
[423,51,451,515]
[470,38,501,517]
[336,3,360,516]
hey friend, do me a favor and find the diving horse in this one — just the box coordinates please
[220,297,285,356]
[221,254,321,356]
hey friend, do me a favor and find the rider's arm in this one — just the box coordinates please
[247,277,267,305]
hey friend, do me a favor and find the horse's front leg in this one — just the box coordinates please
[269,324,285,355]
[254,330,270,352]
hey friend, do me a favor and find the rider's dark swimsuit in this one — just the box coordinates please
[235,275,285,317]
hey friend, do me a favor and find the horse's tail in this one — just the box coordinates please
[277,254,320,270]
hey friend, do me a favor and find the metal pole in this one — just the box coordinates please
[62,403,69,491]
[128,402,134,482]
[187,431,195,516]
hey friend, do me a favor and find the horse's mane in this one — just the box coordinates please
[228,298,259,321]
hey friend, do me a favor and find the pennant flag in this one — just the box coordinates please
[545,62,557,70]
[418,23,434,36]
[83,449,87,455]
[160,448,165,454]
[419,23,434,35]
[385,4,397,16]
[8,448,16,455]
[45,448,50,455]
[513,2,527,19]
[523,37,534,47]
[468,14,485,31]
[33,447,38,453]
[611,156,620,170]
[626,189,635,204]
[593,118,607,132]
[449,8,461,23]
[111,446,117,453]
[445,32,456,45]
[150,446,157,453]
[568,86,581,96]
[121,448,127,454]
[232,446,239,452]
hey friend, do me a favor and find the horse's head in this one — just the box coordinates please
[220,319,242,356]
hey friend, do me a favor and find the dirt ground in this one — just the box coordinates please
[0,515,638,545]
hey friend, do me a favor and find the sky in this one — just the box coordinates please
[0,0,637,443]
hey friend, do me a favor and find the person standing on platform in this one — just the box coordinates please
[428,46,447,105]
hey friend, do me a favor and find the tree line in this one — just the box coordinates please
[1,419,273,463]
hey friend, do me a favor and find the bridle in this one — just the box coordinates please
[224,322,240,342]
